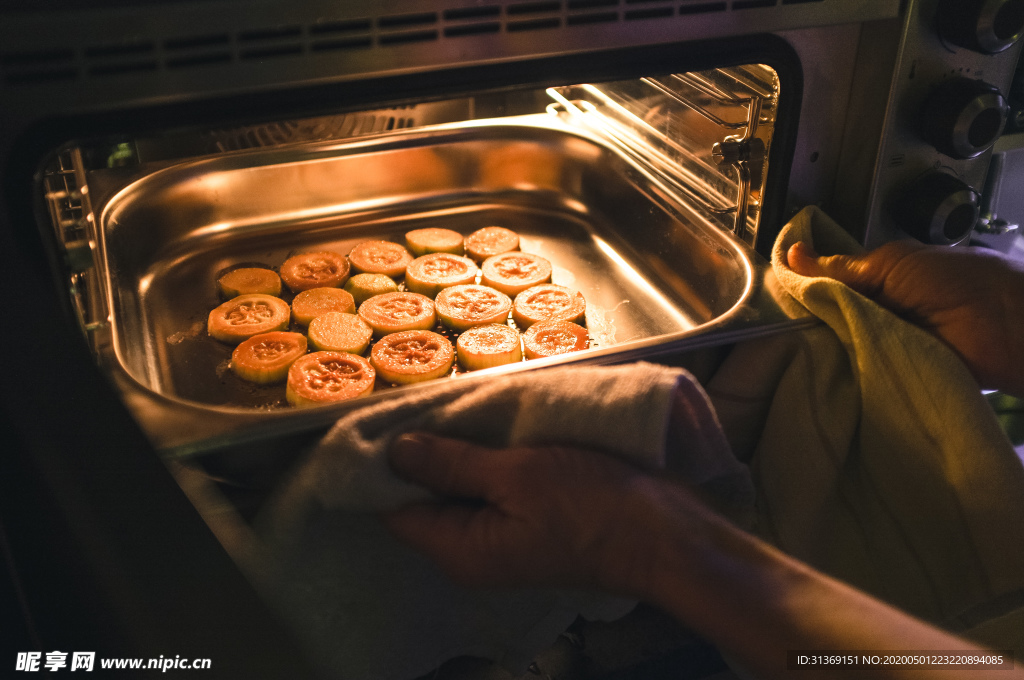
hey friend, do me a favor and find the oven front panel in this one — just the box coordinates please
[0,0,898,118]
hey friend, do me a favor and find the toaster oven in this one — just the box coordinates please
[3,0,1023,677]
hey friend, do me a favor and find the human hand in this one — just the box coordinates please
[383,432,686,598]
[787,239,1024,396]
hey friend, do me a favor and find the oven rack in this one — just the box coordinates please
[43,147,108,339]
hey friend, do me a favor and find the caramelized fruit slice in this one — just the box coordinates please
[279,251,351,293]
[217,267,282,298]
[404,253,478,298]
[230,331,307,384]
[348,240,414,278]
[208,294,291,344]
[291,287,356,326]
[307,312,374,355]
[344,273,399,306]
[286,351,375,408]
[405,227,465,256]
[435,284,513,332]
[371,330,455,384]
[358,291,437,336]
[523,320,588,360]
[512,284,586,328]
[480,252,552,297]
[457,324,522,370]
[464,226,520,262]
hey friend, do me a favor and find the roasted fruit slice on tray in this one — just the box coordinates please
[435,284,513,332]
[480,252,552,296]
[217,267,282,298]
[286,351,375,408]
[405,227,465,256]
[291,287,356,326]
[307,312,374,355]
[279,251,351,293]
[512,284,586,328]
[464,226,519,262]
[348,240,414,278]
[230,331,308,384]
[523,320,588,360]
[358,291,437,336]
[344,273,399,306]
[208,293,291,344]
[371,330,455,384]
[457,324,522,370]
[404,253,478,298]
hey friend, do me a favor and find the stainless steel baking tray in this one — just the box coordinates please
[82,115,807,458]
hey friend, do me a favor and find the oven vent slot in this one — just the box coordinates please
[309,20,374,52]
[443,6,503,37]
[238,26,304,61]
[678,3,728,14]
[378,12,440,45]
[165,34,233,69]
[548,65,778,241]
[84,42,158,77]
[1,49,77,84]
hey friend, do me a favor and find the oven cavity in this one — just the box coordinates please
[34,63,790,454]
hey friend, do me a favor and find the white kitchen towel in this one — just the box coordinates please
[250,362,753,680]
[706,206,1024,653]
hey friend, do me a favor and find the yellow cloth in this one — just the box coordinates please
[706,206,1024,652]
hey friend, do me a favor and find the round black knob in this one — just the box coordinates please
[938,0,1024,53]
[920,78,1008,159]
[890,172,980,245]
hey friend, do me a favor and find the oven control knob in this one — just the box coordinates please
[891,172,980,246]
[938,0,1024,53]
[920,78,1008,159]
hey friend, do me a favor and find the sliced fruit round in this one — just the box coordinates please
[465,226,520,262]
[307,311,374,355]
[358,291,437,336]
[480,252,552,297]
[405,227,465,256]
[435,284,513,332]
[344,273,399,306]
[348,240,414,278]
[291,287,356,326]
[208,294,291,344]
[217,267,282,298]
[371,330,455,384]
[230,331,308,384]
[457,324,522,371]
[286,351,375,408]
[279,251,351,293]
[512,284,586,328]
[523,320,589,360]
[404,253,478,298]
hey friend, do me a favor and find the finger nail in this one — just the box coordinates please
[792,240,819,259]
[787,241,828,277]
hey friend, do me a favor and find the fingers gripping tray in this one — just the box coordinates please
[82,117,789,459]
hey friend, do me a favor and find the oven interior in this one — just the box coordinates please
[36,61,804,460]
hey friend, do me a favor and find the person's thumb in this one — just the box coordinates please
[786,241,885,295]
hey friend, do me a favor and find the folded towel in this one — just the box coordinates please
[250,362,753,680]
[706,206,1024,653]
